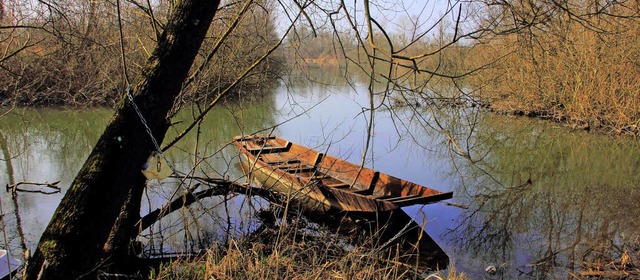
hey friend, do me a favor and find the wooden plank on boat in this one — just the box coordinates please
[281,166,316,173]
[275,162,302,169]
[368,171,380,189]
[352,189,374,195]
[356,171,380,195]
[234,134,276,141]
[307,174,330,180]
[382,194,421,202]
[369,195,393,200]
[392,192,454,207]
[246,141,292,154]
[325,183,350,189]
[264,159,301,166]
[313,153,324,166]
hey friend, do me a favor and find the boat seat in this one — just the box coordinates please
[246,146,286,154]
[264,159,301,165]
[246,141,292,154]
[280,166,316,173]
[313,153,324,166]
[324,183,350,189]
[351,189,374,195]
[345,172,380,195]
[275,163,302,169]
[235,134,276,141]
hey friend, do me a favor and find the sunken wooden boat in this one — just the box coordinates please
[234,134,453,213]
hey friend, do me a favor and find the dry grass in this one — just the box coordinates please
[150,214,467,280]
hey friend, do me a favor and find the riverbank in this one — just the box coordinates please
[388,93,638,136]
[484,99,639,136]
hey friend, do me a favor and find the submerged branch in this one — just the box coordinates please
[6,181,61,194]
[138,177,279,231]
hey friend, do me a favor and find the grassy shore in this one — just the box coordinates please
[149,236,467,279]
[148,210,467,280]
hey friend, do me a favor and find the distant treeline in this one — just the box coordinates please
[285,2,640,135]
[3,0,639,134]
[0,0,285,107]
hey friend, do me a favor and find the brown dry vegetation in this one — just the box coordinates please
[0,0,283,107]
[467,1,640,134]
[149,212,467,280]
[579,237,640,279]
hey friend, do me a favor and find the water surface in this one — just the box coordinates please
[1,72,638,278]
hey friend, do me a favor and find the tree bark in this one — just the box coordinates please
[23,0,220,279]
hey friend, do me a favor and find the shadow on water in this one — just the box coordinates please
[233,158,450,271]
[358,210,449,270]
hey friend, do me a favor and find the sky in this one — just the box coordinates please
[273,0,458,38]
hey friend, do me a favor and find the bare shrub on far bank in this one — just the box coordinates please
[0,0,283,107]
[468,1,640,134]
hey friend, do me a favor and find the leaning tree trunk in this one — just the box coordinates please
[24,0,220,279]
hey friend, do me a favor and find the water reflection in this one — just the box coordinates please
[444,114,640,278]
[134,93,281,255]
[0,93,280,259]
[0,108,112,259]
[0,72,638,278]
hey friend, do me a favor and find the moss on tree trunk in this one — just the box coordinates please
[23,0,220,279]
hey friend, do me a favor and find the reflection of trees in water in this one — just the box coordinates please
[139,89,280,255]
[287,66,352,88]
[0,131,28,262]
[0,109,113,254]
[0,108,112,180]
[446,114,640,278]
[166,91,278,175]
[313,79,640,277]
[0,88,280,256]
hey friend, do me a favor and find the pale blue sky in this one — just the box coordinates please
[273,0,459,38]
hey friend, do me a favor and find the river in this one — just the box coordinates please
[1,70,639,278]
